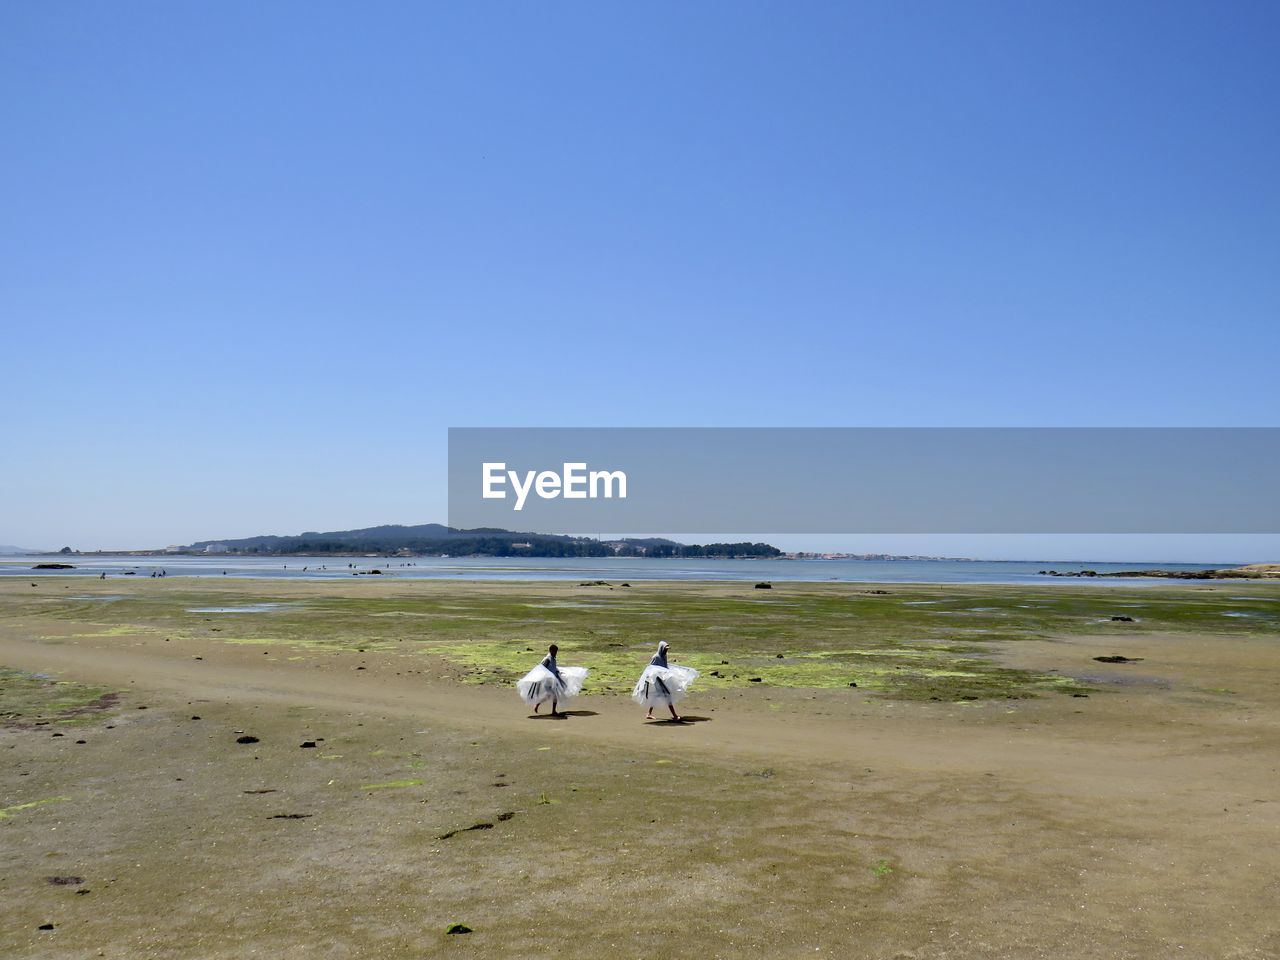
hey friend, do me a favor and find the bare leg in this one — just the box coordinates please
[668,703,681,721]
[645,708,654,719]
[533,702,540,713]
[551,698,560,717]
[652,677,675,721]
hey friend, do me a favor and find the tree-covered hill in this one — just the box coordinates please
[185,525,780,559]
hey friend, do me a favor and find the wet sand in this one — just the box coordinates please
[2,578,1279,958]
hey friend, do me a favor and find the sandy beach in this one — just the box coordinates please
[3,577,1279,959]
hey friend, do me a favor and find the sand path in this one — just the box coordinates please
[4,623,1276,809]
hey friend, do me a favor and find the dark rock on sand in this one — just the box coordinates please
[1094,655,1143,664]
[1099,564,1280,580]
[33,563,75,569]
[300,741,316,748]
[445,923,473,935]
[755,582,772,589]
[46,876,83,886]
[269,813,312,819]
[1110,616,1135,622]
[236,735,260,744]
[38,923,55,930]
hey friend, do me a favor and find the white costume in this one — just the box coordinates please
[631,641,698,709]
[517,653,587,708]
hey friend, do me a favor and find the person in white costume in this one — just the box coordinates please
[632,640,698,721]
[516,644,588,717]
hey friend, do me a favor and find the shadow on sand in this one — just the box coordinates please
[526,710,600,720]
[646,715,712,726]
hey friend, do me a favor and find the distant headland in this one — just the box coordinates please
[1040,563,1280,580]
[44,524,784,560]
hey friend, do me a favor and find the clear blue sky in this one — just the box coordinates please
[3,1,1278,559]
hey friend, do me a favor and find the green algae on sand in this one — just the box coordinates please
[360,778,424,791]
[0,796,71,819]
[0,667,118,727]
[429,638,1088,701]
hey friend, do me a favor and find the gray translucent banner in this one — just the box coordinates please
[447,428,1280,533]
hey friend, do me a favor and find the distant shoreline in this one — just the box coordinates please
[7,554,1274,588]
[4,550,1254,566]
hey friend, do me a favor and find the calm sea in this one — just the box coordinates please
[1,554,1231,585]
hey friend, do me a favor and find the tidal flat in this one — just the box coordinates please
[11,578,1280,699]
[2,577,1279,958]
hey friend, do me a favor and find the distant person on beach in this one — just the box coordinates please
[633,641,699,721]
[516,643,588,717]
